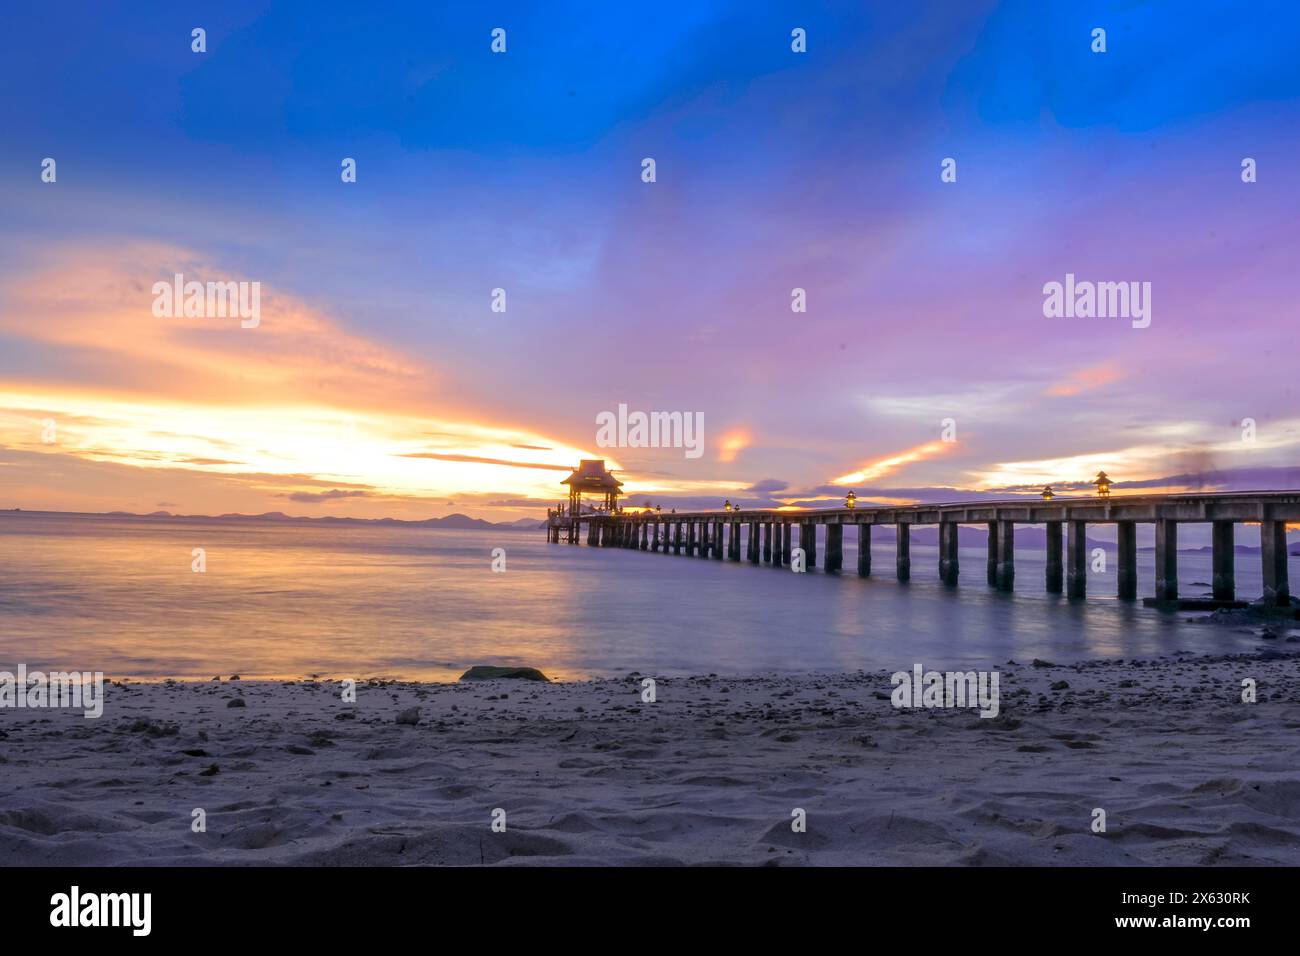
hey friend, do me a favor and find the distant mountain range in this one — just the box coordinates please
[3,508,541,530]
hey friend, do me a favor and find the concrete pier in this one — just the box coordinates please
[1066,520,1087,599]
[1045,521,1062,593]
[1212,521,1234,601]
[799,522,816,568]
[995,520,1015,591]
[986,521,998,587]
[1117,520,1136,600]
[1154,519,1177,602]
[939,522,959,586]
[1261,519,1291,606]
[896,524,910,582]
[825,524,843,573]
[553,492,1299,611]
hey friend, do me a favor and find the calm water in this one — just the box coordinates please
[0,513,1291,681]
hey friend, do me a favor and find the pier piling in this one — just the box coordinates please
[1045,521,1063,593]
[995,520,1015,591]
[1261,519,1290,606]
[896,524,910,581]
[1154,518,1178,603]
[825,524,843,573]
[1212,521,1234,601]
[1066,520,1087,598]
[939,522,959,586]
[1117,520,1136,600]
[986,521,998,587]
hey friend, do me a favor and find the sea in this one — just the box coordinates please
[0,512,1292,681]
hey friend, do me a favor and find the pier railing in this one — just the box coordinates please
[546,491,1299,607]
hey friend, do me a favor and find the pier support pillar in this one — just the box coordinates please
[669,522,679,555]
[1212,521,1235,601]
[762,522,773,564]
[1154,519,1178,602]
[686,521,696,556]
[995,521,1015,591]
[640,522,648,550]
[799,522,817,569]
[1117,521,1136,600]
[713,521,723,559]
[986,521,998,587]
[857,524,871,576]
[728,522,739,560]
[782,523,792,565]
[751,523,762,564]
[939,522,959,586]
[1066,520,1087,598]
[1045,521,1063,593]
[826,524,843,573]
[896,524,910,581]
[1261,519,1290,606]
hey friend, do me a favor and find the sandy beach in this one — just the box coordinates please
[2,648,1299,867]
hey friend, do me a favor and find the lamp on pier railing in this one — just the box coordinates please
[655,505,662,514]
[1040,485,1054,500]
[1092,471,1112,498]
[845,490,857,509]
[724,499,732,512]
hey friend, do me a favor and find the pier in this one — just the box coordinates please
[547,484,1298,609]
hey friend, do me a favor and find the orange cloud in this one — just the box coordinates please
[717,428,750,463]
[0,240,426,411]
[1045,362,1123,397]
[832,440,952,485]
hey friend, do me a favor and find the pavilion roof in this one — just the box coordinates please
[562,459,623,491]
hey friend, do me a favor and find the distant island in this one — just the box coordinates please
[0,508,543,530]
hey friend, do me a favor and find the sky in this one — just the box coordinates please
[1,0,1298,521]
